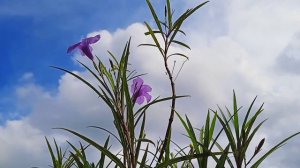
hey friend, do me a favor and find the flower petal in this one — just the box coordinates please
[86,35,101,44]
[144,93,152,103]
[134,77,144,86]
[141,85,152,93]
[131,77,152,105]
[67,42,81,53]
[81,46,94,60]
[136,96,144,105]
[131,77,143,93]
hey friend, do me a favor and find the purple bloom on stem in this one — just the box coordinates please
[131,77,152,105]
[67,34,101,60]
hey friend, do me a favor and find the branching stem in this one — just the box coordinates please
[157,33,177,163]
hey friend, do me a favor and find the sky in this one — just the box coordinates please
[0,0,300,167]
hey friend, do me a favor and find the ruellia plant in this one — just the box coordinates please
[45,0,300,167]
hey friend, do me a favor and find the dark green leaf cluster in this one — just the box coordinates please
[175,91,300,168]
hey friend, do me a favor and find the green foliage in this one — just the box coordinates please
[210,91,300,168]
[45,137,75,168]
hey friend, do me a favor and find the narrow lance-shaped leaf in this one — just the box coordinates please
[209,112,217,143]
[78,60,115,101]
[50,66,114,110]
[215,145,230,168]
[167,53,189,60]
[56,128,126,168]
[145,0,163,34]
[215,109,237,153]
[166,0,172,29]
[176,112,202,166]
[135,112,146,163]
[171,40,191,50]
[241,96,258,143]
[135,95,189,117]
[98,136,111,168]
[88,126,121,145]
[251,131,300,167]
[156,152,223,168]
[45,137,58,167]
[139,144,150,168]
[144,22,164,56]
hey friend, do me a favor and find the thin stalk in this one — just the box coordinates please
[157,32,177,163]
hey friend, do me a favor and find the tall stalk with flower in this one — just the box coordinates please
[51,32,192,167]
[53,38,153,168]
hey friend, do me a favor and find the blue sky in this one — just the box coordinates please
[1,0,300,167]
[0,0,153,121]
[0,0,148,87]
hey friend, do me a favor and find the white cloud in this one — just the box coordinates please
[0,72,114,167]
[0,120,47,167]
[1,0,300,167]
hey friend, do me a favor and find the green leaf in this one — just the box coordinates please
[136,113,146,163]
[156,152,222,168]
[99,136,110,168]
[241,96,258,145]
[232,91,240,140]
[138,43,160,48]
[69,152,83,167]
[202,111,211,167]
[172,1,208,31]
[99,61,116,92]
[245,103,264,137]
[212,140,234,168]
[166,0,172,29]
[145,0,163,34]
[136,138,155,146]
[144,30,163,35]
[167,53,189,60]
[139,144,150,168]
[50,66,114,110]
[165,127,172,163]
[251,131,300,167]
[144,22,164,56]
[216,145,230,168]
[204,111,210,147]
[176,112,202,166]
[172,40,191,50]
[88,126,121,145]
[45,137,57,167]
[107,51,119,66]
[78,61,115,100]
[209,112,217,143]
[135,95,189,118]
[215,109,237,154]
[170,1,208,45]
[56,128,126,168]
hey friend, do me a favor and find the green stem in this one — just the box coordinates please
[157,33,177,163]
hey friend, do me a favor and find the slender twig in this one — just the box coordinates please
[157,30,177,163]
[174,59,187,81]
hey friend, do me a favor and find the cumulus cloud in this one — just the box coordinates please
[1,0,300,167]
[0,71,114,167]
[0,120,47,167]
[276,32,300,74]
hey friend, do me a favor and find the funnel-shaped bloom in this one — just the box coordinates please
[67,34,100,60]
[131,77,152,105]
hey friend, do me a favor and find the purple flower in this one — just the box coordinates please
[67,34,100,60]
[131,77,152,105]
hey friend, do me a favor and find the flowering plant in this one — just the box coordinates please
[46,0,300,168]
